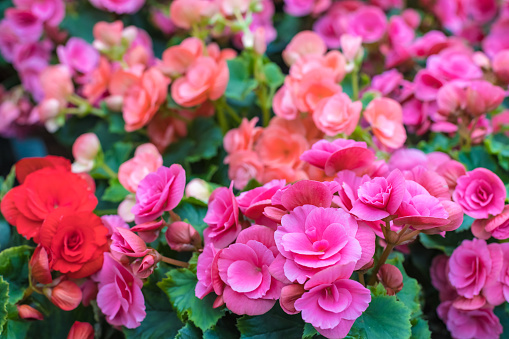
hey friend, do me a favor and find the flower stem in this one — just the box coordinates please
[368,242,395,286]
[161,256,189,268]
[351,67,359,101]
[100,163,118,179]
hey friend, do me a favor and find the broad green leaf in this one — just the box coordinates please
[237,305,305,339]
[0,277,8,335]
[410,318,431,339]
[419,231,473,255]
[302,323,326,339]
[458,146,498,172]
[348,294,412,339]
[176,322,202,339]
[455,215,474,233]
[124,311,183,339]
[158,268,225,332]
[173,201,208,238]
[386,253,421,315]
[263,63,284,90]
[0,246,33,304]
[203,316,240,339]
[225,58,259,101]
[0,318,30,339]
[101,179,130,202]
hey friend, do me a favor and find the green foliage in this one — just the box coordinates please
[0,246,33,304]
[262,63,285,91]
[101,179,130,203]
[124,311,183,339]
[237,305,305,339]
[176,322,202,339]
[0,278,8,335]
[302,323,326,339]
[410,318,431,339]
[225,58,259,102]
[203,316,240,339]
[386,253,421,315]
[0,166,15,200]
[494,303,509,339]
[419,230,473,255]
[455,215,474,233]
[484,134,509,171]
[158,268,225,332]
[458,146,498,172]
[0,222,11,252]
[60,2,113,43]
[173,201,208,237]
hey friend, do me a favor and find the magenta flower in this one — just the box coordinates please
[430,255,457,302]
[294,264,371,338]
[203,184,240,248]
[453,168,506,219]
[57,37,100,74]
[89,0,145,14]
[110,227,149,262]
[448,238,502,299]
[332,170,370,212]
[217,226,284,316]
[96,253,146,329]
[101,215,130,238]
[483,243,509,306]
[350,169,406,221]
[472,205,509,240]
[300,139,375,176]
[237,179,286,221]
[195,243,219,299]
[13,0,65,27]
[130,219,165,243]
[347,6,387,43]
[132,164,186,224]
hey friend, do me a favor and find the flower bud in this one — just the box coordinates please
[45,280,82,311]
[121,26,138,44]
[17,305,43,321]
[80,279,98,307]
[280,284,305,315]
[131,252,162,279]
[104,95,123,112]
[67,321,94,339]
[165,221,201,252]
[185,178,212,203]
[118,195,136,222]
[493,50,509,83]
[340,34,363,62]
[131,219,165,243]
[72,133,101,173]
[377,264,403,295]
[110,227,149,263]
[253,27,267,55]
[30,245,52,285]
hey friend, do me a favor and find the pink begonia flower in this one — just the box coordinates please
[437,301,503,339]
[294,264,371,338]
[350,169,405,222]
[132,164,185,224]
[413,71,444,102]
[4,9,43,43]
[274,205,372,284]
[150,8,176,36]
[482,18,509,58]
[370,0,403,10]
[223,117,262,154]
[196,243,219,299]
[388,149,428,172]
[159,37,203,78]
[301,139,375,177]
[130,219,164,243]
[448,238,503,299]
[218,0,251,16]
[282,31,326,66]
[435,160,466,193]
[465,81,505,117]
[364,98,407,149]
[110,227,149,262]
[387,15,415,48]
[165,221,201,252]
[472,205,509,240]
[96,253,146,328]
[224,151,264,190]
[332,170,370,213]
[493,50,509,83]
[57,38,99,75]
[67,321,94,339]
[171,57,229,107]
[131,254,159,279]
[370,69,403,96]
[483,243,509,306]
[217,226,284,315]
[436,82,466,116]
[430,254,457,302]
[169,0,217,30]
[347,6,387,43]
[312,93,362,137]
[39,64,74,107]
[203,184,241,248]
[72,133,101,173]
[453,168,506,219]
[13,0,65,27]
[273,85,299,120]
[89,0,145,14]
[283,0,331,18]
[118,143,163,193]
[402,166,450,201]
[237,179,286,221]
[340,34,363,63]
[427,47,483,82]
[100,215,129,238]
[280,284,305,314]
[92,21,124,51]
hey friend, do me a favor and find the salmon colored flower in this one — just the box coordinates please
[313,92,362,136]
[118,143,163,193]
[282,31,327,66]
[364,97,407,149]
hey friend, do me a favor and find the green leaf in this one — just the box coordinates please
[176,322,202,339]
[0,277,8,335]
[494,304,509,339]
[101,179,129,202]
[203,316,240,339]
[348,294,412,339]
[455,215,474,233]
[237,305,305,339]
[242,179,262,192]
[360,91,379,109]
[0,318,30,339]
[419,230,473,256]
[225,58,259,101]
[0,246,33,304]
[173,202,208,238]
[458,146,498,172]
[302,323,326,339]
[60,4,112,43]
[158,268,225,332]
[263,63,284,90]
[0,221,11,251]
[0,166,16,200]
[386,253,421,315]
[410,318,431,339]
[124,311,183,339]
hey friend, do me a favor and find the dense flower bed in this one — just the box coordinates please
[1,0,509,338]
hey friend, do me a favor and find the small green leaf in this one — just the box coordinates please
[242,179,262,192]
[263,63,284,90]
[0,246,33,304]
[494,304,509,339]
[176,322,202,339]
[0,277,9,335]
[458,146,498,172]
[101,179,129,202]
[0,318,30,339]
[237,305,305,339]
[158,268,225,332]
[0,166,16,200]
[410,318,431,339]
[302,323,326,339]
[455,215,474,233]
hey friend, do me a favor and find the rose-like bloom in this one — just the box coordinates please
[132,164,186,224]
[347,6,387,43]
[17,305,43,321]
[195,243,219,299]
[472,205,509,240]
[294,264,371,338]
[1,163,97,242]
[67,321,94,339]
[224,151,264,190]
[436,82,466,116]
[301,139,375,177]
[4,9,43,43]
[364,98,407,149]
[312,93,362,136]
[159,37,203,78]
[217,226,284,315]
[171,57,228,107]
[203,185,240,248]
[448,238,502,299]
[39,64,74,108]
[13,0,65,27]
[82,57,111,104]
[96,253,146,328]
[57,38,99,75]
[165,221,201,252]
[123,67,169,132]
[453,168,506,219]
[427,47,483,82]
[437,301,503,339]
[465,81,505,117]
[92,21,124,51]
[89,0,145,14]
[290,71,342,114]
[273,85,299,120]
[282,31,326,66]
[350,169,405,222]
[237,179,286,221]
[274,205,371,284]
[72,133,101,173]
[430,254,457,302]
[45,280,83,311]
[481,243,509,306]
[110,227,149,262]
[39,209,108,278]
[223,117,262,154]
[118,143,163,193]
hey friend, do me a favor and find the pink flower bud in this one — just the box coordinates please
[67,321,94,339]
[377,264,403,295]
[185,178,212,203]
[493,50,509,83]
[110,227,149,262]
[45,280,82,311]
[30,245,52,285]
[118,195,136,222]
[130,219,165,243]
[93,21,123,50]
[17,305,43,321]
[165,221,201,252]
[72,133,101,173]
[280,284,305,315]
[80,279,98,307]
[253,27,267,55]
[131,252,161,279]
[340,34,363,62]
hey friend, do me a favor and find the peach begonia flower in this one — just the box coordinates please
[364,97,407,149]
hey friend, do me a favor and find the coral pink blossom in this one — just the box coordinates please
[255,123,308,168]
[159,37,203,78]
[312,93,362,136]
[350,169,405,221]
[203,185,240,248]
[39,65,74,107]
[96,253,146,328]
[57,38,99,75]
[169,0,217,30]
[45,280,83,311]
[171,57,228,107]
[82,57,111,104]
[223,117,262,154]
[301,139,375,177]
[89,0,145,14]
[482,243,509,306]
[132,164,186,224]
[118,143,163,193]
[217,226,284,316]
[465,81,505,117]
[130,219,164,243]
[453,168,506,219]
[224,151,264,190]
[67,321,94,339]
[72,133,100,173]
[110,228,149,262]
[448,238,503,299]
[294,264,371,338]
[347,6,387,43]
[364,98,407,149]
[273,85,299,120]
[92,21,124,50]
[196,243,219,299]
[472,205,509,240]
[237,179,286,221]
[282,31,326,66]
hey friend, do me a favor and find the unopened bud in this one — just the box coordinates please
[165,221,201,252]
[45,280,82,311]
[377,264,403,296]
[17,305,44,321]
